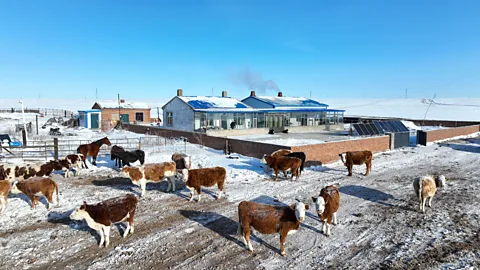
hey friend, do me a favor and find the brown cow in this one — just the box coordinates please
[0,180,10,214]
[237,201,309,256]
[10,177,59,209]
[261,149,292,174]
[413,175,446,213]
[312,185,340,236]
[339,151,372,176]
[263,155,301,181]
[122,162,176,196]
[70,194,138,247]
[181,167,226,202]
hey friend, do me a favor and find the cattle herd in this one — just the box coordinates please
[0,137,447,256]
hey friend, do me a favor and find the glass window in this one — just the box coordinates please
[166,112,173,126]
[135,112,144,122]
[257,113,265,128]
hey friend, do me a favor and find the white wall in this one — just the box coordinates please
[163,97,194,132]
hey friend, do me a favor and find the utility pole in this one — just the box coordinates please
[157,107,160,120]
[422,93,436,126]
[19,101,28,142]
[118,94,121,123]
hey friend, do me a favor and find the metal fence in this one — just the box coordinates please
[0,108,75,117]
[0,136,199,162]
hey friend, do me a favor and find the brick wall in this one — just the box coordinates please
[417,125,480,145]
[102,108,151,125]
[291,136,390,165]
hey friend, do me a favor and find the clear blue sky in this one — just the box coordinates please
[1,0,479,100]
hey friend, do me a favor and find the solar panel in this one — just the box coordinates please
[384,121,397,132]
[365,123,379,135]
[373,121,385,134]
[394,120,409,132]
[369,123,382,134]
[391,121,404,132]
[354,120,409,136]
[354,123,369,136]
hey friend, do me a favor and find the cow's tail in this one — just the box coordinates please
[339,152,346,165]
[418,177,423,201]
[53,180,59,205]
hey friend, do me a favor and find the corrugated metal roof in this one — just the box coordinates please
[245,96,329,108]
[179,96,251,110]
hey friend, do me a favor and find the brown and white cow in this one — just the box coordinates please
[10,177,59,209]
[263,155,302,181]
[413,175,446,213]
[0,180,10,214]
[181,166,226,202]
[237,201,309,256]
[0,161,63,182]
[69,194,138,247]
[312,185,340,236]
[122,162,177,196]
[171,153,192,171]
[339,151,372,176]
[65,154,85,176]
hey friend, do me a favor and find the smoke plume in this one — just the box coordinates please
[229,68,279,93]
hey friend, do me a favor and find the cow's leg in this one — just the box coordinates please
[103,226,111,247]
[196,187,202,202]
[280,231,287,256]
[29,195,35,209]
[348,164,353,176]
[97,229,105,247]
[365,162,369,176]
[166,178,172,192]
[322,219,327,234]
[274,168,279,181]
[140,179,147,197]
[217,181,224,200]
[46,191,53,210]
[0,197,6,213]
[428,195,434,208]
[123,221,131,238]
[333,212,338,225]
[171,177,176,192]
[188,187,194,202]
[421,197,427,213]
[243,224,253,252]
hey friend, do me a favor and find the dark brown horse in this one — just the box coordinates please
[77,137,112,168]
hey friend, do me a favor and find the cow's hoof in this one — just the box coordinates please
[281,251,286,256]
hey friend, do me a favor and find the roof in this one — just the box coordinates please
[93,101,150,110]
[78,109,101,113]
[178,96,251,110]
[244,96,329,108]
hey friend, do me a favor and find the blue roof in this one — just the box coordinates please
[243,96,329,108]
[194,108,344,113]
[78,109,101,113]
[179,96,250,110]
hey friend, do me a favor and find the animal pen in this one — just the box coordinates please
[0,136,197,162]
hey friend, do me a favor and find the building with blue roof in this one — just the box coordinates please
[161,89,345,135]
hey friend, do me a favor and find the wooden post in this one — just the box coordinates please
[54,138,59,160]
[225,139,229,155]
[44,142,47,161]
[36,115,39,135]
[22,129,27,146]
[138,138,142,150]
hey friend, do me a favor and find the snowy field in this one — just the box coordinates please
[1,97,480,121]
[0,129,479,269]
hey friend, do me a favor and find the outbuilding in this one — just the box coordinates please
[78,109,102,129]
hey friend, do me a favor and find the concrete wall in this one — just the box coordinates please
[291,136,390,165]
[162,97,194,132]
[416,125,480,145]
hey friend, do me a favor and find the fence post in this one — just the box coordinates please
[54,138,59,160]
[138,138,142,150]
[22,130,27,146]
[44,142,47,161]
[36,115,39,135]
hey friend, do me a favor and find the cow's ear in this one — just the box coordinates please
[289,204,295,210]
[311,196,317,202]
[305,204,310,210]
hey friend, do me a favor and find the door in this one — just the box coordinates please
[90,113,99,129]
[120,114,130,123]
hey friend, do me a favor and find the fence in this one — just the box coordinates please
[0,108,75,117]
[416,125,480,146]
[0,136,197,161]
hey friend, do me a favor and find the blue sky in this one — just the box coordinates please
[0,0,479,100]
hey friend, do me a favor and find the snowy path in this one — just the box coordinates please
[0,138,479,269]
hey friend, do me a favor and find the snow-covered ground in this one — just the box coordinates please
[2,98,480,121]
[0,129,479,269]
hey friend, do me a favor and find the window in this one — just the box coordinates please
[167,112,173,126]
[135,112,144,122]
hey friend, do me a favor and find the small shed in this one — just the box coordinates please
[78,109,102,129]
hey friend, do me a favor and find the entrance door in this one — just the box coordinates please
[90,113,99,129]
[120,114,130,123]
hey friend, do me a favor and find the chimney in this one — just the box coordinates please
[278,92,283,97]
[222,90,227,97]
[177,89,183,96]
[120,99,125,103]
[250,90,256,97]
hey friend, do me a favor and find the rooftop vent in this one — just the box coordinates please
[177,89,183,96]
[250,91,256,97]
[278,92,283,97]
[222,90,227,97]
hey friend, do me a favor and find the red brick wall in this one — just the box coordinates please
[102,108,151,124]
[425,125,480,143]
[291,136,390,165]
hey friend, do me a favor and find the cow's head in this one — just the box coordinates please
[291,201,309,222]
[122,166,143,185]
[435,175,447,188]
[181,169,189,182]
[10,181,21,194]
[260,155,268,164]
[70,202,89,221]
[312,196,326,217]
